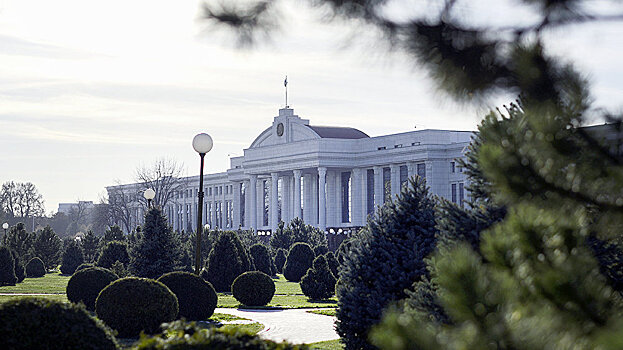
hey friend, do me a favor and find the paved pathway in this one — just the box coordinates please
[215,308,339,344]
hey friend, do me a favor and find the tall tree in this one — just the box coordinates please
[135,157,187,209]
[106,185,135,233]
[33,225,62,271]
[80,230,100,263]
[0,182,44,219]
[2,222,35,266]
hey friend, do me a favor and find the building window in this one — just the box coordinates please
[367,169,375,215]
[451,161,456,173]
[459,182,464,207]
[394,144,402,148]
[452,183,457,203]
[399,165,408,188]
[417,163,426,179]
[208,187,212,196]
[383,167,391,203]
[341,172,351,223]
[377,146,386,150]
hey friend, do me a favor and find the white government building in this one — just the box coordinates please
[107,107,473,233]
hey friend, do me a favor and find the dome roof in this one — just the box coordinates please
[306,125,369,139]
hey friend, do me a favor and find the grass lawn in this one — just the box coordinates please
[273,274,303,295]
[308,339,344,350]
[211,312,249,322]
[0,272,70,294]
[219,322,264,334]
[218,294,337,309]
[0,294,67,303]
[307,309,336,317]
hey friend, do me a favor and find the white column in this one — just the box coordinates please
[282,176,290,225]
[326,171,336,227]
[243,180,250,229]
[335,171,343,225]
[374,166,383,209]
[257,178,264,228]
[271,173,279,231]
[249,175,257,230]
[390,164,400,199]
[318,167,327,230]
[293,169,302,219]
[173,203,178,231]
[233,182,241,229]
[303,173,313,224]
[311,173,318,225]
[351,168,363,226]
[407,161,417,180]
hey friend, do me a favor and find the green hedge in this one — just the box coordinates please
[96,277,178,338]
[0,297,118,349]
[67,267,118,311]
[25,257,46,277]
[231,271,275,307]
[283,243,314,282]
[157,271,217,321]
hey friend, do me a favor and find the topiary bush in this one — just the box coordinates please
[66,267,119,311]
[130,320,306,349]
[25,257,46,277]
[0,297,118,349]
[76,263,94,272]
[0,246,17,286]
[313,245,328,257]
[249,243,274,276]
[157,271,217,321]
[300,255,337,300]
[205,231,253,292]
[283,242,314,282]
[96,277,178,338]
[97,241,130,269]
[11,249,25,283]
[325,251,339,278]
[273,248,287,274]
[60,239,85,275]
[231,271,275,307]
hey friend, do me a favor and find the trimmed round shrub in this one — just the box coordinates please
[97,241,130,269]
[0,297,118,349]
[66,267,118,311]
[96,277,178,337]
[325,251,339,278]
[157,271,217,320]
[11,250,25,283]
[273,248,287,274]
[76,263,94,272]
[25,257,46,277]
[60,240,85,275]
[283,242,315,282]
[300,255,337,300]
[0,246,17,285]
[231,271,275,306]
[249,243,274,276]
[205,231,252,292]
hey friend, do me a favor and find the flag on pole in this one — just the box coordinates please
[284,76,288,87]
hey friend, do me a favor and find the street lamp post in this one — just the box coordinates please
[192,133,213,275]
[144,188,156,208]
[2,222,8,237]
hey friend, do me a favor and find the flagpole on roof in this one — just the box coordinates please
[284,75,288,108]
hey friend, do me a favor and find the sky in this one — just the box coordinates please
[1,0,622,214]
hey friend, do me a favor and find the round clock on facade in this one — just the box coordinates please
[277,123,284,136]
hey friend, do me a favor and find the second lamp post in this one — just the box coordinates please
[192,133,213,275]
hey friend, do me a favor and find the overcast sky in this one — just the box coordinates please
[1,0,622,214]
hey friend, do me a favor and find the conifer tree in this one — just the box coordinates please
[103,225,125,242]
[80,230,100,263]
[249,243,273,276]
[60,239,84,275]
[273,248,287,274]
[205,231,252,292]
[270,218,326,251]
[97,241,130,269]
[10,250,25,283]
[0,246,17,286]
[130,207,183,279]
[2,223,34,266]
[336,177,437,350]
[33,225,62,271]
[300,255,336,300]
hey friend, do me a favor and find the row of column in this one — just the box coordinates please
[241,161,424,232]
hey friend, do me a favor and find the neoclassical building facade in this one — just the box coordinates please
[108,107,473,233]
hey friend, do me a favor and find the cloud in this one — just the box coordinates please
[0,34,101,59]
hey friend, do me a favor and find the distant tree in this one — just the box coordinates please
[249,243,273,276]
[270,218,326,252]
[0,246,17,286]
[80,230,100,263]
[205,231,253,292]
[0,181,44,219]
[103,225,125,242]
[90,201,112,236]
[96,241,130,269]
[60,240,84,275]
[273,248,287,274]
[135,157,187,209]
[130,207,183,279]
[2,223,35,266]
[48,212,70,239]
[105,185,135,233]
[33,226,62,271]
[10,250,25,283]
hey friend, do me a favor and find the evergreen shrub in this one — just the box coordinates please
[66,267,118,311]
[97,241,130,269]
[96,277,178,338]
[25,257,46,277]
[157,271,217,320]
[33,225,62,271]
[0,297,118,350]
[325,252,339,278]
[0,246,17,285]
[130,320,306,349]
[205,231,252,292]
[11,250,25,283]
[313,245,328,256]
[76,263,94,272]
[273,248,287,274]
[231,271,275,306]
[60,239,85,275]
[249,243,274,276]
[300,255,336,300]
[283,242,314,282]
